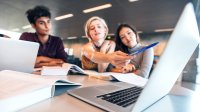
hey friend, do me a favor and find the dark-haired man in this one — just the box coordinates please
[20,5,67,68]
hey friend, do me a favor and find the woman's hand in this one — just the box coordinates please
[122,64,136,73]
[108,51,132,67]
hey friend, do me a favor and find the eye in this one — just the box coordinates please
[39,22,44,25]
[127,31,131,35]
[97,25,102,29]
[89,26,95,30]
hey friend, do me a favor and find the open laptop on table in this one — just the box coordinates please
[0,38,39,73]
[68,3,200,112]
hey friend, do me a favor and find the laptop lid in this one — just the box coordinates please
[0,38,39,73]
[133,2,200,112]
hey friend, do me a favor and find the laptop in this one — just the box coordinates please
[0,38,39,73]
[68,3,200,112]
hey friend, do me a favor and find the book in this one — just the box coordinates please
[39,63,148,87]
[0,70,81,112]
[84,70,148,87]
[40,63,86,76]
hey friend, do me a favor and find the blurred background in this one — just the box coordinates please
[0,0,200,83]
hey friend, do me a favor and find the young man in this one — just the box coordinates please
[20,6,67,68]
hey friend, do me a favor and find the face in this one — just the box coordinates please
[88,19,107,46]
[119,27,137,48]
[32,17,51,36]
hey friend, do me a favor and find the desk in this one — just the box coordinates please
[20,75,200,112]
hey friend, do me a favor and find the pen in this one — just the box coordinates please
[129,42,159,56]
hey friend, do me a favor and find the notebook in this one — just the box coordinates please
[68,3,200,112]
[0,38,39,73]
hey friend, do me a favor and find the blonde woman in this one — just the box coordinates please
[82,16,131,72]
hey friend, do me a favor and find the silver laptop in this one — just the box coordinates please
[0,38,39,73]
[68,3,200,112]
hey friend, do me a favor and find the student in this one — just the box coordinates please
[82,16,131,72]
[20,5,67,68]
[111,24,154,78]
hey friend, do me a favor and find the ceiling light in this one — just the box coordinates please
[137,31,143,33]
[129,0,139,2]
[55,14,74,21]
[83,3,112,13]
[108,33,114,36]
[67,36,77,39]
[154,28,174,32]
[22,25,32,29]
[82,36,87,38]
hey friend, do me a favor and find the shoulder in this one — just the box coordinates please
[109,40,116,46]
[104,40,116,47]
[49,35,63,43]
[83,42,95,51]
[20,32,35,40]
[50,35,62,41]
[143,45,154,56]
[104,40,115,44]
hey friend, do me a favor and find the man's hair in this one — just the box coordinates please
[26,5,51,24]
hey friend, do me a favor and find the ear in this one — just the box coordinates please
[31,24,36,29]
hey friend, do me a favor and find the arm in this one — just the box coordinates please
[35,56,64,68]
[82,42,132,67]
[55,38,68,62]
[98,40,116,72]
[134,48,154,78]
[19,33,28,40]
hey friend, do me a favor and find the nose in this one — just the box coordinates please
[124,34,131,41]
[94,26,100,33]
[44,23,50,29]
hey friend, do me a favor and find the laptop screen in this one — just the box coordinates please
[0,38,39,73]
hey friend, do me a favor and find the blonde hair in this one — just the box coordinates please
[84,16,108,39]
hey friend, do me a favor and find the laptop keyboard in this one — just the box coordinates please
[97,86,143,107]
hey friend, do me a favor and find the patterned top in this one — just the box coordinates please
[81,43,99,71]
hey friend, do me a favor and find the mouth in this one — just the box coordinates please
[44,30,49,32]
[128,40,132,44]
[95,33,100,36]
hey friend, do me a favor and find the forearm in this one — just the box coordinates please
[85,51,111,63]
[35,61,63,68]
[98,63,109,72]
[35,56,64,68]
[35,62,49,68]
[137,48,154,78]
